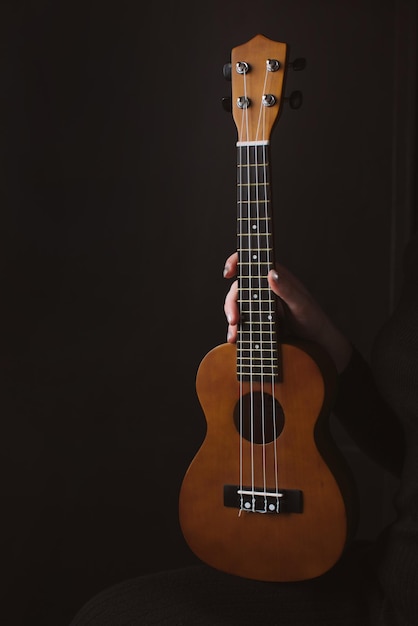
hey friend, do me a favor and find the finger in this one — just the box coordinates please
[224,279,239,325]
[227,322,238,343]
[223,252,238,278]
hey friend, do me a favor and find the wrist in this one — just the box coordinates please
[326,331,353,374]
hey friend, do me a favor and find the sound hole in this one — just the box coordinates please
[233,392,285,444]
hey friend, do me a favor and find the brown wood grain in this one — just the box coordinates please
[231,34,287,143]
[179,342,352,582]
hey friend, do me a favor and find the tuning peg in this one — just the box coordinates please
[288,57,306,71]
[221,96,232,112]
[285,90,303,109]
[223,63,232,81]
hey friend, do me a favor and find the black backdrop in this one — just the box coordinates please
[0,1,416,624]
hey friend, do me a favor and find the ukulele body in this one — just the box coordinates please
[179,340,355,582]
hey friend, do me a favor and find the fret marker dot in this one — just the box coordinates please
[253,254,257,260]
[252,225,257,230]
[255,344,260,349]
[253,294,258,299]
[268,314,272,320]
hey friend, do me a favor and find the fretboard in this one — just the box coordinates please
[236,141,281,382]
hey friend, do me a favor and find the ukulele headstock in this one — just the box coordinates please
[230,34,288,143]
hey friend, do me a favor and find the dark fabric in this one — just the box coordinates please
[333,346,404,478]
[70,232,418,626]
[334,231,418,626]
[69,545,371,626]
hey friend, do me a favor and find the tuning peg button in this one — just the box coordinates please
[286,90,303,109]
[289,57,306,71]
[221,96,232,112]
[223,63,232,81]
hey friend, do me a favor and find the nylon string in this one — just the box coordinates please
[237,62,280,515]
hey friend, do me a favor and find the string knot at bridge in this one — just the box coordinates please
[223,485,303,514]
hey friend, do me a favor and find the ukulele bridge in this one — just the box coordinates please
[224,485,303,514]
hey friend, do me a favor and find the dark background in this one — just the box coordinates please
[0,1,417,624]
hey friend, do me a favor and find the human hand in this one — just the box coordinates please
[223,252,352,374]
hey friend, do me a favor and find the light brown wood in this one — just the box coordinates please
[231,34,287,143]
[179,342,352,582]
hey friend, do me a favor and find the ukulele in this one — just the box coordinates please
[179,34,356,582]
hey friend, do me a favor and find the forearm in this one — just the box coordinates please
[334,347,405,478]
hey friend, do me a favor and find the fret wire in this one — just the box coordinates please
[239,334,278,339]
[239,335,277,339]
[239,348,278,352]
[238,327,276,332]
[238,247,272,251]
[238,356,278,361]
[238,348,278,352]
[238,353,278,359]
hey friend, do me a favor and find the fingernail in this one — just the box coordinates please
[272,270,279,282]
[223,263,230,277]
[226,313,232,323]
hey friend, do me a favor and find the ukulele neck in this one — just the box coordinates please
[236,140,281,383]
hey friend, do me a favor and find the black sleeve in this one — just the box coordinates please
[333,347,405,478]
